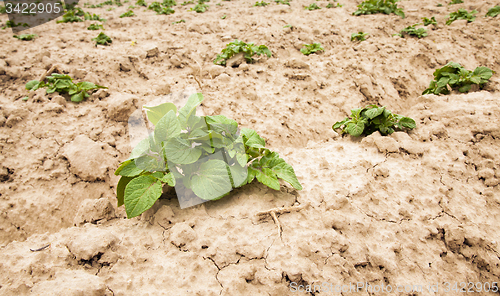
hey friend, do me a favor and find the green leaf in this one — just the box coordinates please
[154,110,181,143]
[26,80,40,90]
[268,157,302,190]
[256,168,280,190]
[178,93,204,127]
[129,137,151,159]
[473,67,493,80]
[117,160,144,176]
[143,102,177,126]
[363,107,384,119]
[399,117,416,129]
[346,121,365,136]
[124,175,163,218]
[228,163,248,188]
[241,128,266,148]
[135,153,165,172]
[164,137,202,164]
[71,92,85,102]
[117,176,134,207]
[190,159,233,200]
[159,172,176,186]
[458,84,471,93]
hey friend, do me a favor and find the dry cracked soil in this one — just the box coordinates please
[1,0,500,295]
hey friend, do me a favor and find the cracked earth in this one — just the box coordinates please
[1,0,500,295]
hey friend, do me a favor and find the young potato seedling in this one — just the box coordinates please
[333,105,416,137]
[25,73,107,103]
[394,23,428,38]
[163,0,177,6]
[422,62,494,95]
[254,1,269,6]
[92,32,112,46]
[446,9,477,25]
[0,5,6,14]
[157,6,175,14]
[422,16,437,26]
[191,3,209,12]
[115,93,302,218]
[148,1,162,11]
[351,32,369,41]
[486,6,500,17]
[136,0,148,6]
[353,0,404,18]
[88,23,104,30]
[326,2,342,8]
[214,39,272,66]
[172,19,186,23]
[120,10,135,17]
[2,21,30,29]
[275,0,290,6]
[304,3,321,10]
[13,34,37,41]
[300,43,323,55]
[448,0,463,4]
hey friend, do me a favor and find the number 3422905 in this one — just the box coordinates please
[5,2,62,14]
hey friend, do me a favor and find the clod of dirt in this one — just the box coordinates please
[30,270,108,296]
[105,92,138,122]
[66,226,118,261]
[146,46,160,58]
[284,58,310,70]
[74,198,116,226]
[61,135,114,181]
[169,222,197,248]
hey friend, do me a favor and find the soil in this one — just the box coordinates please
[1,0,500,295]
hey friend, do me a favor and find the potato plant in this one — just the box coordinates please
[446,9,477,25]
[351,32,369,41]
[254,1,269,6]
[13,34,37,41]
[92,32,112,46]
[448,0,463,4]
[120,10,135,17]
[333,105,416,137]
[486,6,500,17]
[300,43,324,55]
[25,73,107,103]
[191,3,209,12]
[115,94,302,218]
[422,62,494,95]
[214,39,272,66]
[88,23,104,30]
[422,16,437,26]
[304,3,321,10]
[395,23,428,38]
[353,0,404,18]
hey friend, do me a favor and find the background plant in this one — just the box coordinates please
[353,0,405,18]
[120,10,135,17]
[448,0,463,4]
[300,43,323,55]
[422,62,494,95]
[274,0,290,6]
[351,32,369,41]
[333,105,416,137]
[2,21,30,29]
[422,16,437,26]
[115,94,302,218]
[395,23,428,38]
[446,9,477,25]
[92,32,112,46]
[326,2,342,8]
[88,23,104,30]
[214,40,272,66]
[486,5,500,17]
[136,0,148,6]
[254,1,269,6]
[304,3,321,10]
[191,3,209,12]
[13,34,37,41]
[25,73,107,102]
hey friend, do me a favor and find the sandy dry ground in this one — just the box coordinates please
[1,0,500,295]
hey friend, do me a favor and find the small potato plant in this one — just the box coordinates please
[422,16,437,26]
[333,105,416,137]
[395,24,428,38]
[351,32,369,41]
[92,32,112,46]
[115,93,302,218]
[446,9,477,25]
[353,0,404,18]
[422,62,494,95]
[25,73,107,103]
[304,3,321,10]
[300,43,324,55]
[13,34,37,40]
[486,6,500,17]
[214,40,271,66]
